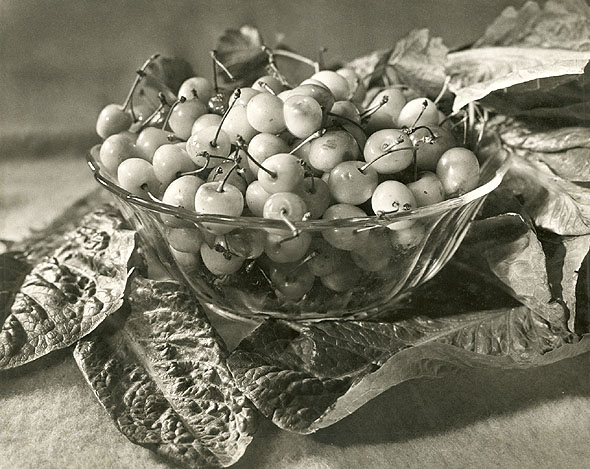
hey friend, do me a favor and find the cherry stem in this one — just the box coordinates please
[162,96,186,130]
[257,80,277,95]
[409,100,429,129]
[272,49,320,73]
[360,95,389,120]
[278,210,301,243]
[235,136,278,178]
[412,146,418,182]
[261,45,293,88]
[210,50,235,82]
[409,125,437,140]
[288,250,319,273]
[317,47,327,71]
[140,184,161,202]
[353,225,382,234]
[434,76,451,105]
[138,92,168,131]
[211,88,241,148]
[121,53,160,112]
[359,145,412,172]
[216,162,239,193]
[289,128,326,154]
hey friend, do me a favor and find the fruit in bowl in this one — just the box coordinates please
[88,48,509,321]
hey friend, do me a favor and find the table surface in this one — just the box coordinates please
[2,153,590,469]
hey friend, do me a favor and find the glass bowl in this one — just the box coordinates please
[87,138,510,322]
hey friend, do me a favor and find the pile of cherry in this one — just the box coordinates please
[96,53,480,302]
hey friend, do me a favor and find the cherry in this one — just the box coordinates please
[161,175,204,227]
[328,161,378,205]
[229,86,260,106]
[296,176,331,219]
[320,257,361,292]
[207,161,249,195]
[221,104,258,143]
[99,132,139,176]
[201,237,245,275]
[308,129,359,173]
[168,97,207,139]
[436,147,480,197]
[194,170,244,234]
[246,92,286,134]
[310,70,350,101]
[225,228,266,259]
[322,203,370,251]
[258,153,305,194]
[407,171,445,207]
[165,226,204,253]
[252,75,284,94]
[371,180,417,230]
[96,104,133,140]
[389,222,426,251]
[265,231,312,263]
[263,192,308,223]
[270,263,315,301]
[186,126,232,169]
[245,180,272,217]
[191,113,222,135]
[290,83,335,116]
[306,237,349,277]
[363,87,406,134]
[246,133,290,175]
[410,125,457,171]
[350,228,393,272]
[363,129,413,174]
[178,76,215,102]
[117,158,161,197]
[283,95,324,139]
[135,127,172,162]
[152,144,196,186]
[397,98,439,128]
[170,247,201,271]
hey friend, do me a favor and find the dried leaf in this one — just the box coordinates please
[448,48,590,113]
[0,254,30,327]
[74,276,256,468]
[474,0,590,50]
[143,55,196,94]
[499,123,590,182]
[477,125,590,236]
[0,209,135,369]
[216,25,268,87]
[348,29,448,100]
[228,304,581,434]
[543,233,590,333]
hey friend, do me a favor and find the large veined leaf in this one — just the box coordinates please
[215,25,268,87]
[347,29,448,101]
[477,120,590,236]
[474,0,590,50]
[228,307,583,435]
[448,0,590,117]
[448,48,590,115]
[74,276,257,468]
[0,209,135,369]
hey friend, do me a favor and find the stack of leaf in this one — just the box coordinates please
[1,1,590,467]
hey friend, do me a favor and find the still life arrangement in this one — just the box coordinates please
[2,1,590,468]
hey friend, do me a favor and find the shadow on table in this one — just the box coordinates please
[234,351,590,468]
[313,351,590,446]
